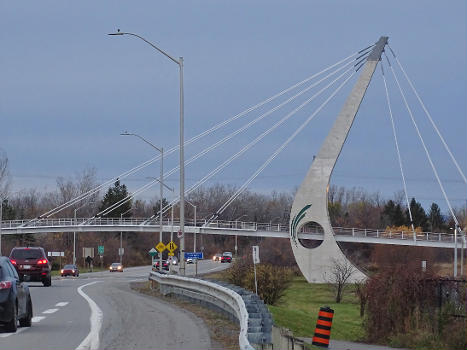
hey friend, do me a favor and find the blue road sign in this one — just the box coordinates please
[185,252,203,260]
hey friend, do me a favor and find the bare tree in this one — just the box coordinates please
[0,149,10,198]
[324,258,356,303]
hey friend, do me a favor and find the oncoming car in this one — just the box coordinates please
[61,264,79,277]
[109,263,123,272]
[212,254,222,262]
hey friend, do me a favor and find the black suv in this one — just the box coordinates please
[0,256,33,332]
[9,247,52,287]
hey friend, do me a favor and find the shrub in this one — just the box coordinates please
[226,258,294,305]
[226,256,252,286]
[243,264,294,305]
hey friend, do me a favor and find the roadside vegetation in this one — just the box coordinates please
[360,245,467,350]
[269,277,364,341]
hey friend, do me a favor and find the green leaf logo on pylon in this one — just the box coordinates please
[290,204,311,247]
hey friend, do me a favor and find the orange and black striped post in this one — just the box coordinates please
[312,306,334,348]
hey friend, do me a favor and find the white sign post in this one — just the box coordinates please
[252,246,260,295]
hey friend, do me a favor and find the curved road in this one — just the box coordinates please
[0,260,230,350]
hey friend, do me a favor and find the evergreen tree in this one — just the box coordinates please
[406,198,428,231]
[393,204,406,226]
[382,200,405,227]
[1,199,15,220]
[427,202,444,232]
[99,180,132,218]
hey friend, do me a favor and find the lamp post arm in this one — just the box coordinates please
[109,32,180,65]
[122,133,163,153]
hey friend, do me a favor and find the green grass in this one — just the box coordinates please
[268,277,364,342]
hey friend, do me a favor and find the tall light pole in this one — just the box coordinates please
[185,199,197,252]
[234,214,248,258]
[110,31,186,275]
[120,207,133,264]
[0,196,5,256]
[121,132,165,272]
[74,201,94,266]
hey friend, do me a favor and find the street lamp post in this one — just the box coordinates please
[121,132,165,273]
[110,31,186,275]
[120,207,133,264]
[234,214,248,258]
[74,201,94,266]
[0,196,5,256]
[185,200,197,252]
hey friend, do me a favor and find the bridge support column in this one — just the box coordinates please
[289,37,388,283]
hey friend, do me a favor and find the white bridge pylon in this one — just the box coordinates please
[289,36,389,283]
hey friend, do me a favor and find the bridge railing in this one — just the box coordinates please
[1,218,460,243]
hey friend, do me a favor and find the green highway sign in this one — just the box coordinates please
[98,245,104,255]
[148,248,158,257]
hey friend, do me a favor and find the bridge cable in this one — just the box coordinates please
[210,71,357,222]
[140,67,358,223]
[145,67,357,224]
[386,53,461,229]
[100,61,360,221]
[381,60,416,238]
[387,45,467,184]
[30,50,364,224]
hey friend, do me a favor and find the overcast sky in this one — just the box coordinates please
[1,1,466,213]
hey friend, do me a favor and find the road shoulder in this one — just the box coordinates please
[131,281,240,350]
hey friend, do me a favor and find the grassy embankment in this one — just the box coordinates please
[205,269,364,342]
[268,277,364,341]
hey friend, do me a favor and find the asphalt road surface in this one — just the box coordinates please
[0,260,231,350]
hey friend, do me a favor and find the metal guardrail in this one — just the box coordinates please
[149,271,256,350]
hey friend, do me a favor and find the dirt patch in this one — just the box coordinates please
[131,281,239,350]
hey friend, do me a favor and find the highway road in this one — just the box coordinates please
[0,260,231,350]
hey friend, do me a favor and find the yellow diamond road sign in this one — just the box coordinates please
[156,242,166,253]
[166,241,178,252]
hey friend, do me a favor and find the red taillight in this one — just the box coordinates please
[37,259,48,265]
[10,259,17,265]
[0,281,12,290]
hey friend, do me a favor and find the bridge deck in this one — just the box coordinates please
[1,218,465,249]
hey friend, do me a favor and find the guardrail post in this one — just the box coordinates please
[352,228,355,237]
[439,233,441,241]
[364,229,367,237]
[376,229,379,238]
[401,231,404,239]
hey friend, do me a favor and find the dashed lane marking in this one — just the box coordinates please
[55,302,69,307]
[42,308,59,314]
[32,316,46,323]
[0,328,27,338]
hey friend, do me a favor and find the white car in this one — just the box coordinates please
[186,258,194,264]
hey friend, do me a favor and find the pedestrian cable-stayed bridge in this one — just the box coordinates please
[1,217,464,249]
[4,35,466,281]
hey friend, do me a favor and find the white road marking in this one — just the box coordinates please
[127,278,146,282]
[0,328,27,338]
[32,316,46,323]
[55,302,69,307]
[42,308,59,314]
[75,281,103,350]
